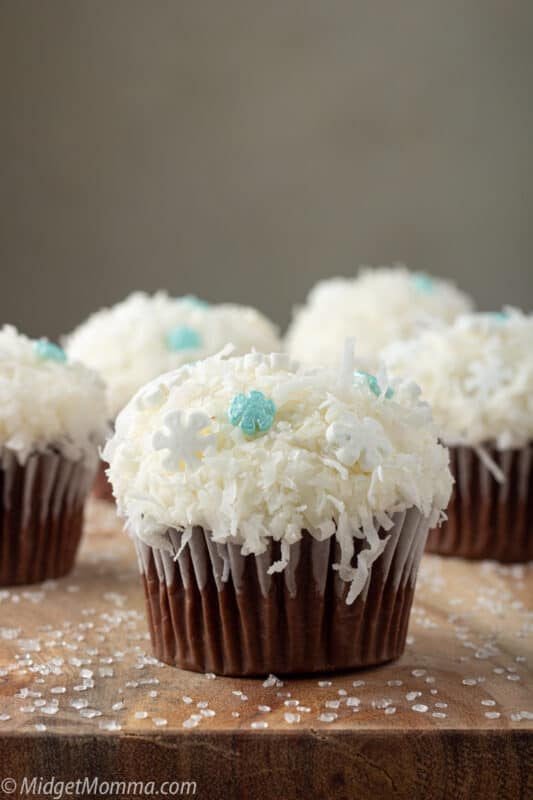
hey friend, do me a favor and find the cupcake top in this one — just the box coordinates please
[382,309,533,449]
[285,266,473,368]
[105,344,452,603]
[65,292,281,418]
[0,325,108,465]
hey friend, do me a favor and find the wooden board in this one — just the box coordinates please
[0,501,532,800]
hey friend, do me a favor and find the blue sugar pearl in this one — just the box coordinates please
[488,310,509,322]
[166,326,202,351]
[412,273,435,293]
[228,390,276,435]
[182,295,210,309]
[34,339,67,362]
[384,386,395,400]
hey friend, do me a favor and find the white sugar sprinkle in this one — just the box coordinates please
[406,691,421,702]
[251,721,268,729]
[318,712,337,723]
[153,718,167,727]
[411,704,429,713]
[484,711,501,719]
[284,713,300,724]
[134,711,148,719]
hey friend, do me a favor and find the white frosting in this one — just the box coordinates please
[65,292,281,417]
[0,325,108,466]
[105,345,452,603]
[383,309,533,449]
[285,266,473,368]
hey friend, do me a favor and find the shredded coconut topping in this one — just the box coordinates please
[105,347,452,599]
[382,309,533,448]
[285,266,473,368]
[0,325,108,465]
[65,292,281,417]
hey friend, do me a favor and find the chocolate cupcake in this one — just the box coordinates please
[0,326,108,585]
[286,265,473,370]
[383,310,533,562]
[105,345,451,676]
[65,292,281,501]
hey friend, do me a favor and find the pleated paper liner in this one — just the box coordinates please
[0,448,94,586]
[136,507,430,676]
[93,459,114,503]
[426,444,533,562]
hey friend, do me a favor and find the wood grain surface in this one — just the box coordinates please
[0,501,532,799]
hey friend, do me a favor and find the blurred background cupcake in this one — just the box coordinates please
[0,326,108,585]
[383,309,533,562]
[285,265,473,369]
[105,345,452,676]
[65,291,281,501]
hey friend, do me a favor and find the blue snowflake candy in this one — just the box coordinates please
[166,326,202,351]
[412,272,435,293]
[34,338,67,362]
[228,390,276,435]
[354,370,394,400]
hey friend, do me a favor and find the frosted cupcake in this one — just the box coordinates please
[286,266,473,369]
[383,310,533,562]
[0,326,108,585]
[65,292,281,500]
[105,344,452,675]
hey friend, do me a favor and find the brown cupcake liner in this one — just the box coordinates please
[136,507,430,676]
[0,448,95,586]
[426,443,533,562]
[92,459,115,503]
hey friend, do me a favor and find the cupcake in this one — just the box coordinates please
[65,292,281,501]
[105,344,452,676]
[0,326,108,585]
[286,265,473,369]
[383,310,533,562]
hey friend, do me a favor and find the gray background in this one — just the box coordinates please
[1,0,532,339]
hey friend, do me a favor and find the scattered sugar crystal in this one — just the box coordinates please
[510,713,522,722]
[432,712,447,719]
[318,712,337,723]
[484,711,501,719]
[325,700,340,709]
[41,705,59,715]
[148,690,158,698]
[296,706,311,713]
[284,700,299,707]
[134,711,148,719]
[0,714,10,722]
[346,697,360,707]
[406,691,421,702]
[507,674,520,682]
[318,680,332,688]
[251,721,268,729]
[352,680,365,688]
[34,723,47,731]
[51,687,66,694]
[462,678,477,686]
[182,696,193,704]
[201,709,216,718]
[263,674,283,688]
[520,711,533,719]
[20,706,35,714]
[183,717,199,729]
[411,704,429,713]
[387,680,403,687]
[197,701,209,709]
[33,700,46,707]
[79,709,102,719]
[204,673,216,680]
[384,706,397,715]
[99,720,122,731]
[258,705,271,713]
[412,669,426,677]
[284,713,301,724]
[70,699,89,709]
[231,712,240,718]
[153,718,167,727]
[372,698,392,709]
[112,702,125,711]
[435,702,448,709]
[338,689,347,696]
[481,700,496,707]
